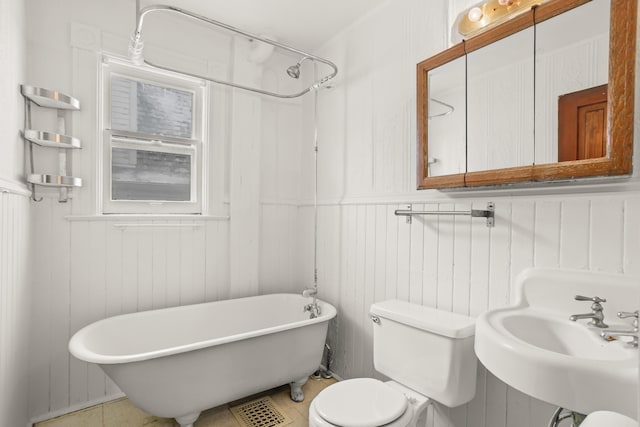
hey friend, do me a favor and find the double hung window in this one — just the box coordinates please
[102,59,206,214]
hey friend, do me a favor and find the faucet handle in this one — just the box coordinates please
[618,311,639,327]
[617,311,638,319]
[302,288,317,298]
[575,295,606,304]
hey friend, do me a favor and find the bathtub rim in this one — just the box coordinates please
[69,293,336,365]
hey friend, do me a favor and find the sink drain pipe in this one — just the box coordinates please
[549,407,586,427]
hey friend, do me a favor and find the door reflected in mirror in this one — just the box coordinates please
[535,0,610,165]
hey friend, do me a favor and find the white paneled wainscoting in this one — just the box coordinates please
[0,190,31,427]
[25,189,640,427]
[28,197,230,421]
[288,192,640,427]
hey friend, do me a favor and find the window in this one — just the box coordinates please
[102,58,206,214]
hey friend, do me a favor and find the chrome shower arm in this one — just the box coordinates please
[131,5,338,99]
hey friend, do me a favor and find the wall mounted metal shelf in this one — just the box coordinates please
[21,84,83,202]
[395,202,495,227]
[20,85,80,110]
[22,130,82,149]
[27,174,82,188]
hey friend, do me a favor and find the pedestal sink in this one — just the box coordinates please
[475,268,639,419]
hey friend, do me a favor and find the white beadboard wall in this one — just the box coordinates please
[28,200,230,418]
[1,0,31,424]
[297,195,640,426]
[259,91,306,293]
[0,192,31,427]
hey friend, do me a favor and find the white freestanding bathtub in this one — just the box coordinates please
[69,293,336,427]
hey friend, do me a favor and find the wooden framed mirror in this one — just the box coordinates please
[417,0,636,189]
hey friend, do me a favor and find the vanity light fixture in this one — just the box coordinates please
[458,0,549,37]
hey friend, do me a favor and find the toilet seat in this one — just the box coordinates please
[312,378,411,427]
[580,411,636,427]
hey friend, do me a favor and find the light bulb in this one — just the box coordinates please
[468,7,484,23]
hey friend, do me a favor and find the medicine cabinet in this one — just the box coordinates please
[417,0,636,189]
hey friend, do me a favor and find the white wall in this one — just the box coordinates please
[259,49,308,293]
[282,0,640,426]
[0,0,27,184]
[0,0,32,426]
[0,193,31,427]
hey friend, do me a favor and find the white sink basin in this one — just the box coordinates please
[499,311,631,360]
[475,268,639,418]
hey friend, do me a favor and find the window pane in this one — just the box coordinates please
[112,148,191,201]
[111,76,193,138]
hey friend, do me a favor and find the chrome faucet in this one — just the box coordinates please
[569,295,608,328]
[601,311,639,347]
[303,287,321,318]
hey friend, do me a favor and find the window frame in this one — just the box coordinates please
[100,57,208,214]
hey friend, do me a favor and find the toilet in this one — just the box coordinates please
[309,299,477,427]
[580,411,636,427]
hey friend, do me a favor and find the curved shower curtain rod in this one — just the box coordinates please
[129,4,339,99]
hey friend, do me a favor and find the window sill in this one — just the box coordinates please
[65,214,230,222]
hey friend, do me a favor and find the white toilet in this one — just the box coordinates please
[309,299,477,427]
[580,411,636,427]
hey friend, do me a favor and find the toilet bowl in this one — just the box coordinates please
[309,300,477,427]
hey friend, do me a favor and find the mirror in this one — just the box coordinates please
[427,56,466,178]
[467,27,535,172]
[535,0,610,164]
[416,0,635,189]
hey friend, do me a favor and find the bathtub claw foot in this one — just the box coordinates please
[289,377,308,402]
[175,412,200,427]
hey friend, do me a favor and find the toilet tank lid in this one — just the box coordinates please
[370,300,475,338]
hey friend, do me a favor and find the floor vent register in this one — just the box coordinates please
[229,396,293,427]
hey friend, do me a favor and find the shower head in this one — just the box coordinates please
[286,56,312,79]
[286,63,301,79]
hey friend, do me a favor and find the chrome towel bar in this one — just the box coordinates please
[394,202,495,227]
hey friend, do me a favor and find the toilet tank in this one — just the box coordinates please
[370,300,477,407]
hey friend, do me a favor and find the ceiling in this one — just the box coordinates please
[139,0,389,51]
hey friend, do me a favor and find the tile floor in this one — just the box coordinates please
[35,377,336,427]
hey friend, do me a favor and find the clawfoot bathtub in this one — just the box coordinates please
[69,293,336,427]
